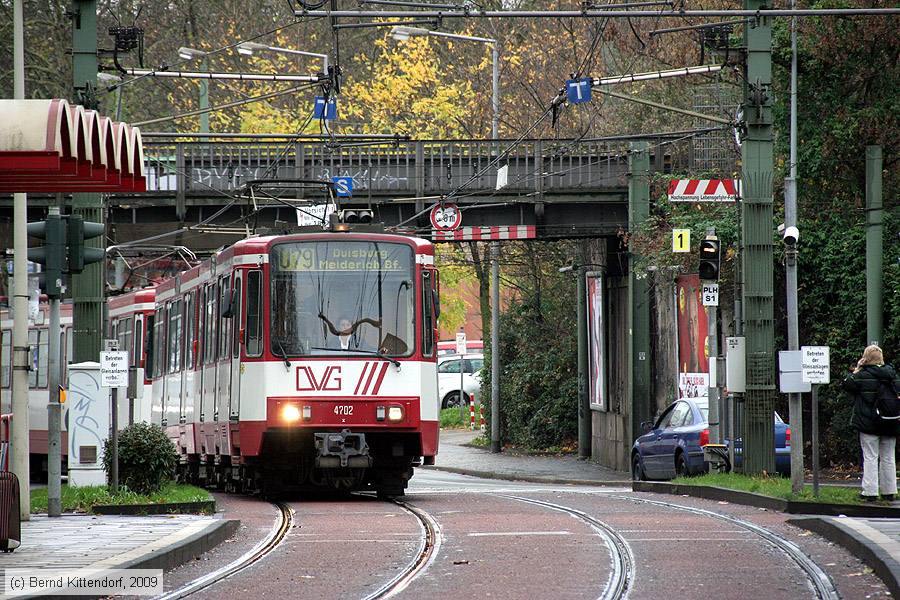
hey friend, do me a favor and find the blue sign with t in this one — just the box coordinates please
[566,78,593,104]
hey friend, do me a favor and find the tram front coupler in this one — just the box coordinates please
[315,429,373,468]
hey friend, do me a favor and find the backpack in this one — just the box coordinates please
[875,378,900,421]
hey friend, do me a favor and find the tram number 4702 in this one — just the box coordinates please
[334,405,354,416]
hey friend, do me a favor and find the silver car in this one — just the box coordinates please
[437,353,484,409]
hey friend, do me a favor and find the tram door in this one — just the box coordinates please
[229,272,242,420]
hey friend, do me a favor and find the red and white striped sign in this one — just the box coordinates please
[432,225,536,242]
[668,179,740,202]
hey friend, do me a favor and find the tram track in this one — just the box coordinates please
[154,502,293,600]
[361,499,443,600]
[498,494,634,600]
[613,494,840,600]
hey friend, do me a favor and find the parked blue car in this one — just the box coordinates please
[631,397,791,481]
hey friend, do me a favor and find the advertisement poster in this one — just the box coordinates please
[586,272,607,410]
[676,274,710,398]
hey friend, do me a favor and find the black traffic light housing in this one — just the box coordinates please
[27,214,66,297]
[26,213,105,297]
[699,237,721,281]
[66,214,105,274]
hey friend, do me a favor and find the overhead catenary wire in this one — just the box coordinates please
[132,82,319,127]
[299,8,900,17]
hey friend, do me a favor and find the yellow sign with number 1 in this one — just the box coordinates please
[673,228,690,253]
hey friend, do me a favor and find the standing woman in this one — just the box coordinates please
[842,345,900,501]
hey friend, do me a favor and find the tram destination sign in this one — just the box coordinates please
[273,244,408,272]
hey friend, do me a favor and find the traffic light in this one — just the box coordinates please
[699,237,721,281]
[338,209,373,224]
[27,213,67,297]
[66,214,105,274]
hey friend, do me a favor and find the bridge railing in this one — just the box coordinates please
[141,137,708,196]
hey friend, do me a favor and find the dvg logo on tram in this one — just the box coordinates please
[296,365,342,391]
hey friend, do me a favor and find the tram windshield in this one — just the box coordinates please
[270,240,416,358]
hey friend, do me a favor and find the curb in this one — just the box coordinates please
[788,517,900,598]
[632,481,900,517]
[117,518,241,572]
[92,500,216,516]
[424,465,630,487]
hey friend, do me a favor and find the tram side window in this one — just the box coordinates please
[134,318,143,370]
[144,315,154,377]
[185,293,195,369]
[245,270,262,357]
[168,300,183,374]
[28,329,49,388]
[153,308,167,379]
[62,327,72,386]
[205,283,218,365]
[232,280,242,359]
[422,271,435,357]
[118,317,134,366]
[219,277,231,360]
[1,330,10,388]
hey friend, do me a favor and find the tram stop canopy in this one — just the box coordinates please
[0,98,146,193]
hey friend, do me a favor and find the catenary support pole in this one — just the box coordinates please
[740,0,776,475]
[628,142,652,444]
[785,1,804,495]
[72,0,104,366]
[491,43,500,141]
[866,146,883,347]
[200,57,210,134]
[577,257,590,458]
[490,242,501,453]
[11,0,31,521]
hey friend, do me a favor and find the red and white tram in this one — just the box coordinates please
[143,231,440,496]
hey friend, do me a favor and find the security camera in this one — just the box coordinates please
[783,226,799,245]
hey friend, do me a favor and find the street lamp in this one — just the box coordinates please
[177,47,210,133]
[237,42,329,73]
[97,72,123,120]
[390,26,500,140]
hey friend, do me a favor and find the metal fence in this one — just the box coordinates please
[141,137,720,196]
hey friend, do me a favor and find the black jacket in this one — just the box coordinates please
[842,364,900,436]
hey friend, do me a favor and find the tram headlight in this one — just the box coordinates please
[387,406,404,422]
[282,404,302,423]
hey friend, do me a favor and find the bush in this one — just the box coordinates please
[102,422,179,495]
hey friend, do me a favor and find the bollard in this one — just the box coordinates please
[469,397,476,431]
[480,404,486,432]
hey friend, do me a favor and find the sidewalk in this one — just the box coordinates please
[789,517,900,598]
[1,513,237,594]
[429,429,629,485]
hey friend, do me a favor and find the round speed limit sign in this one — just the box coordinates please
[430,203,462,231]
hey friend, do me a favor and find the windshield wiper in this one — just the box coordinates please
[310,347,401,368]
[273,340,291,369]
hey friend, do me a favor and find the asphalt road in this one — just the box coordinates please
[156,470,891,599]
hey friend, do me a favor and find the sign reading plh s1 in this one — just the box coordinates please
[801,346,830,384]
[100,350,129,388]
[701,283,719,307]
[672,228,690,253]
[430,203,462,231]
[668,179,740,202]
